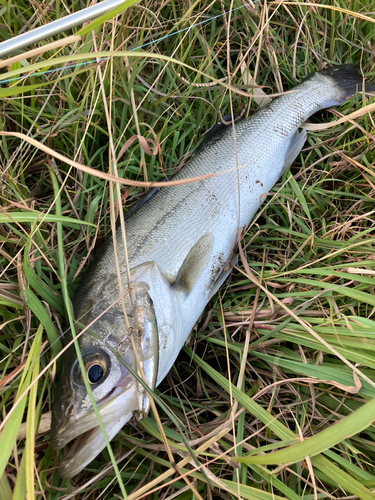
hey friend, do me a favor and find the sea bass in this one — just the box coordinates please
[52,65,374,477]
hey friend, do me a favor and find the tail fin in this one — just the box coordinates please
[316,64,375,100]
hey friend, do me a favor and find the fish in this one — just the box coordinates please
[51,65,375,478]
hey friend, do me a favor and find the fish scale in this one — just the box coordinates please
[52,65,375,478]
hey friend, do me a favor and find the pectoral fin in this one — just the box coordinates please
[173,233,214,294]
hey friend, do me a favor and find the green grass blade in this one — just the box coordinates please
[25,327,41,500]
[23,288,61,356]
[0,212,95,228]
[235,397,375,465]
[77,0,140,36]
[0,324,43,479]
[11,455,26,500]
[311,455,375,500]
[0,474,12,500]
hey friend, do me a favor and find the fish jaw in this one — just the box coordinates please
[53,380,138,478]
[57,412,132,478]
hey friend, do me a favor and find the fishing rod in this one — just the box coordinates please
[0,0,127,58]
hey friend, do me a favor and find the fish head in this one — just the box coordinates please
[51,308,139,478]
[51,260,186,478]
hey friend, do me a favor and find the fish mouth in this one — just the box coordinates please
[56,412,132,478]
[52,383,138,478]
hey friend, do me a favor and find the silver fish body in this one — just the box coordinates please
[52,65,374,477]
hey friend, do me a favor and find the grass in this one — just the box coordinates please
[1,0,375,498]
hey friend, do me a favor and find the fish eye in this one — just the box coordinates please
[85,359,107,384]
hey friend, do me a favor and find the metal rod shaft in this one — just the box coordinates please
[0,0,126,58]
